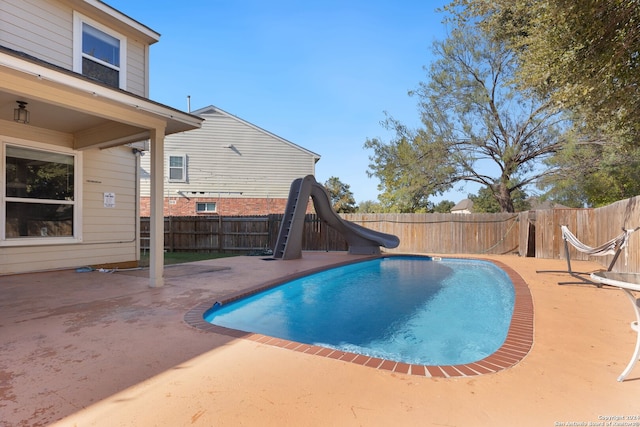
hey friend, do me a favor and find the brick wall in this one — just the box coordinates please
[140,196,314,216]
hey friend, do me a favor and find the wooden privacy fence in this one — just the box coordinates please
[534,196,640,274]
[140,195,640,273]
[141,216,273,253]
[140,212,522,255]
[140,215,350,254]
[340,213,522,255]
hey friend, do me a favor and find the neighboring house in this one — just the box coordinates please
[451,199,474,214]
[138,105,321,216]
[527,198,569,210]
[0,0,202,286]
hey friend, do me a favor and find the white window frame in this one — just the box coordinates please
[1,139,83,246]
[168,154,187,183]
[73,12,127,89]
[196,202,217,213]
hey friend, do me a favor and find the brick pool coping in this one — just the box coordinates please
[184,256,534,378]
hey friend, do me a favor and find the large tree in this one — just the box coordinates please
[538,136,640,207]
[365,20,567,213]
[447,0,640,206]
[323,177,357,213]
[469,185,530,213]
[447,0,640,144]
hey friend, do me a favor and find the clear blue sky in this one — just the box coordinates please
[107,0,474,204]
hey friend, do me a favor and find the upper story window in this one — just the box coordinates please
[74,13,127,89]
[3,144,79,243]
[168,155,187,182]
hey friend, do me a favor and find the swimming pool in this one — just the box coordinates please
[203,256,519,366]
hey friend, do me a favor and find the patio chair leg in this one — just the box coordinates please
[617,289,640,382]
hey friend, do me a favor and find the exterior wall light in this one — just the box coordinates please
[14,101,30,124]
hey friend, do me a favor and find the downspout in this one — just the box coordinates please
[134,147,141,258]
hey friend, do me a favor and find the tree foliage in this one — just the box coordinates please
[433,200,455,213]
[323,176,357,213]
[469,186,530,213]
[446,0,640,206]
[365,118,444,213]
[538,138,640,207]
[357,200,384,213]
[365,20,567,213]
[446,0,640,144]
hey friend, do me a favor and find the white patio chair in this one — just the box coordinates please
[590,271,640,381]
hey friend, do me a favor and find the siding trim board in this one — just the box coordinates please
[79,0,160,43]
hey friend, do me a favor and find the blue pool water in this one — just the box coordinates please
[204,256,515,365]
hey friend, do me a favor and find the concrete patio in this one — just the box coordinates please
[1,252,639,426]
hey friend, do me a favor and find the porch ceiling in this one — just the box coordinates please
[0,90,115,134]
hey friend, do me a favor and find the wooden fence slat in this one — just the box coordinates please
[139,195,640,273]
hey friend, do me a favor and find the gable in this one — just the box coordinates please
[0,0,159,96]
[139,105,320,199]
[191,105,320,160]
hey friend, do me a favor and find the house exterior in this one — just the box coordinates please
[451,198,474,214]
[0,0,202,286]
[138,105,321,216]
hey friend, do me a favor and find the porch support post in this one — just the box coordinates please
[149,127,165,287]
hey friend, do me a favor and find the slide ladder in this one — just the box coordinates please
[273,178,311,259]
[273,175,400,260]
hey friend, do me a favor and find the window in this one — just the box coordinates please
[4,145,77,240]
[74,13,126,89]
[168,155,187,182]
[196,202,216,213]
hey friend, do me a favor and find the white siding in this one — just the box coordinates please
[1,241,137,274]
[140,109,319,199]
[0,144,137,275]
[81,147,137,243]
[126,40,146,95]
[0,0,73,69]
[0,0,148,96]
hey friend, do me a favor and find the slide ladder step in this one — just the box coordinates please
[272,179,303,259]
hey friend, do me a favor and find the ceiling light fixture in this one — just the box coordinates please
[14,101,30,124]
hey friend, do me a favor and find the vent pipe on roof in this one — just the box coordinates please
[187,95,191,113]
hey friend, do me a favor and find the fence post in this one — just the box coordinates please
[217,215,222,251]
